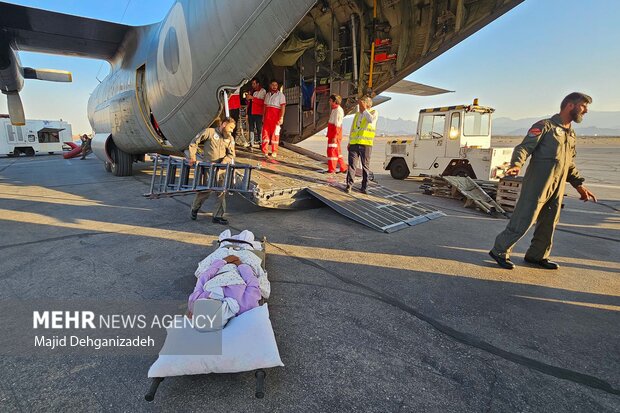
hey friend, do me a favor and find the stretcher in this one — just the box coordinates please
[145,232,280,401]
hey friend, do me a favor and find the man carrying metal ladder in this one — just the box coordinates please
[188,117,236,225]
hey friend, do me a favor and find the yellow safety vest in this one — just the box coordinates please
[349,109,376,146]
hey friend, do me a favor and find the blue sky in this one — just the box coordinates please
[1,0,619,134]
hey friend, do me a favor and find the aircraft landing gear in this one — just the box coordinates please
[110,146,133,176]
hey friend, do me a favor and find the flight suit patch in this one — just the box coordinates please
[526,122,544,138]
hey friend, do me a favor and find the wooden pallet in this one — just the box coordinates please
[475,180,499,200]
[496,176,523,212]
[422,176,507,217]
[442,176,507,216]
[421,177,498,199]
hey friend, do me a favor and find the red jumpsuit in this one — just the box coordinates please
[227,89,241,137]
[261,90,286,155]
[227,90,241,111]
[327,104,347,173]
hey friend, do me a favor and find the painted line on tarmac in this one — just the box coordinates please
[0,160,17,173]
[2,158,64,166]
[584,183,620,190]
[562,208,618,216]
[0,210,617,394]
[267,242,620,397]
[514,295,620,312]
[556,228,620,243]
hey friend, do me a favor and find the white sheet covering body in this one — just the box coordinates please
[195,230,271,299]
[148,304,283,377]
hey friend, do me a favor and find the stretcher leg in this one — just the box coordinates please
[145,377,164,401]
[255,369,266,398]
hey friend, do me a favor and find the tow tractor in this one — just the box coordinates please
[384,100,513,180]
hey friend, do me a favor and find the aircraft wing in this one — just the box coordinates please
[0,1,132,61]
[385,80,453,96]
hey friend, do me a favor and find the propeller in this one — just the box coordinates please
[23,68,72,82]
[5,92,25,126]
[1,42,73,125]
[2,68,72,126]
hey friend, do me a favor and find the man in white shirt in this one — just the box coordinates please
[261,79,286,158]
[326,94,347,173]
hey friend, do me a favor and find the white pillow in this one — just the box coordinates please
[148,304,283,377]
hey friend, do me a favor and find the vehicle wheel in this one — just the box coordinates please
[104,162,112,173]
[25,148,35,157]
[389,158,409,180]
[12,149,20,157]
[110,146,133,176]
[451,167,472,178]
[48,151,54,155]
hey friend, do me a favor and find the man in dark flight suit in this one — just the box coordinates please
[489,92,597,270]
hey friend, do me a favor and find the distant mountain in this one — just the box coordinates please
[340,111,620,136]
[493,111,620,136]
[342,116,417,136]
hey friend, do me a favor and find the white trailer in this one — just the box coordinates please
[0,116,73,157]
[384,101,513,181]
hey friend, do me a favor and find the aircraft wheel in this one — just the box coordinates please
[389,158,409,180]
[104,162,112,173]
[110,146,133,176]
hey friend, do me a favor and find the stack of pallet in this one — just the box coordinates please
[421,176,507,217]
[475,180,498,200]
[496,176,523,212]
[421,177,498,199]
[420,176,463,199]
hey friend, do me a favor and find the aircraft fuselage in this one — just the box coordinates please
[87,0,317,161]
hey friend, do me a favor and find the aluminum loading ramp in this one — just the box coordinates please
[307,183,444,233]
[233,145,444,232]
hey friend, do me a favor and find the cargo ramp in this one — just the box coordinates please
[146,144,444,232]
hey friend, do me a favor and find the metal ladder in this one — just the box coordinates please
[144,154,254,199]
[235,104,252,148]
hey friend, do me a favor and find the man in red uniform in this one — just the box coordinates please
[245,78,266,146]
[326,94,347,173]
[261,79,286,158]
[227,88,241,138]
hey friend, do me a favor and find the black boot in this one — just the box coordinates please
[489,250,515,270]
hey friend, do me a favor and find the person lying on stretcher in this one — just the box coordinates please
[187,255,261,330]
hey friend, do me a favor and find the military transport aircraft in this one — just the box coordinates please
[0,0,523,175]
[0,0,524,232]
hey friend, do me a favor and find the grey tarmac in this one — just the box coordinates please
[0,147,618,412]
